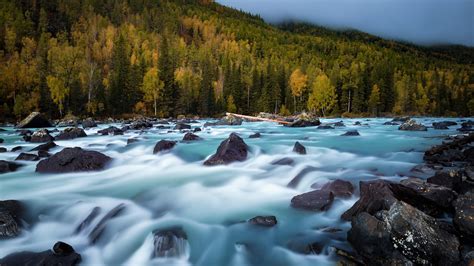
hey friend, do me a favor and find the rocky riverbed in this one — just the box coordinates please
[0,114,473,265]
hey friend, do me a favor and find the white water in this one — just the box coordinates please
[0,118,467,265]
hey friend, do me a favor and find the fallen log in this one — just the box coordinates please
[225,112,291,125]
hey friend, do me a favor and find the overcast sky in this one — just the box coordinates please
[216,0,474,47]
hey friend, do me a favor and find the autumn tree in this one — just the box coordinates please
[368,84,381,116]
[142,67,164,116]
[289,68,308,112]
[307,73,337,117]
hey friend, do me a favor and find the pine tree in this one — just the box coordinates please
[109,33,130,115]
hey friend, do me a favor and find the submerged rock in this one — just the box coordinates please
[398,119,427,131]
[271,157,294,166]
[0,200,23,238]
[30,141,57,152]
[15,152,40,161]
[15,112,52,128]
[153,226,189,258]
[249,132,261,138]
[287,166,318,188]
[433,121,457,130]
[291,190,334,211]
[11,146,23,152]
[36,147,112,173]
[204,133,248,166]
[0,241,81,266]
[74,207,101,234]
[317,125,334,129]
[89,204,125,243]
[182,132,201,141]
[340,130,360,136]
[55,127,87,140]
[293,141,306,155]
[0,160,22,174]
[153,140,177,154]
[30,129,54,143]
[248,216,277,227]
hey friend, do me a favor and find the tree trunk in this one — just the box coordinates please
[293,95,296,113]
[154,96,157,116]
[347,90,352,113]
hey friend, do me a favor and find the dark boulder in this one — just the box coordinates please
[82,118,97,128]
[341,130,360,136]
[0,138,3,143]
[317,125,334,129]
[427,170,463,191]
[193,127,201,132]
[0,241,81,266]
[182,133,201,141]
[290,190,334,211]
[354,121,361,126]
[153,140,177,154]
[204,133,248,166]
[293,141,306,155]
[15,112,52,128]
[129,120,153,130]
[30,129,54,143]
[15,152,39,161]
[332,121,345,127]
[458,121,474,132]
[204,116,242,127]
[174,123,191,130]
[11,146,22,152]
[31,141,57,152]
[127,138,139,145]
[97,126,124,136]
[0,160,22,174]
[398,119,427,131]
[287,166,318,188]
[249,132,261,138]
[424,133,474,166]
[248,216,277,227]
[88,204,125,243]
[271,157,294,166]
[433,121,457,129]
[36,147,112,173]
[383,121,399,125]
[285,119,321,127]
[55,127,87,140]
[153,226,188,258]
[74,207,101,234]
[0,147,6,153]
[319,179,354,198]
[392,116,410,123]
[37,150,51,158]
[0,200,24,238]
[453,193,474,239]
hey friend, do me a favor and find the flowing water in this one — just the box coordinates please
[0,117,467,265]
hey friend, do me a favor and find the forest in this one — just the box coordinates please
[0,0,473,120]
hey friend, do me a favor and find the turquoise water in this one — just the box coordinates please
[0,118,466,265]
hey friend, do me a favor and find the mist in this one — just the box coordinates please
[216,0,474,47]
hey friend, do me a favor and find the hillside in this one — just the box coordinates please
[0,0,473,120]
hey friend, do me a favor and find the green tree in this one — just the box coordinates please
[142,67,164,116]
[307,73,337,117]
[368,84,381,116]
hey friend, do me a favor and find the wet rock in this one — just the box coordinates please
[153,140,177,154]
[332,121,345,127]
[204,133,248,166]
[31,141,57,152]
[15,153,40,161]
[129,120,153,130]
[433,121,457,129]
[88,204,125,243]
[0,200,23,238]
[319,179,354,198]
[37,150,50,158]
[287,166,318,188]
[285,119,321,127]
[55,127,87,140]
[341,130,360,136]
[193,127,201,132]
[398,119,427,131]
[458,121,474,132]
[249,132,261,138]
[126,138,140,145]
[453,193,474,239]
[74,207,101,234]
[424,133,474,165]
[82,118,97,128]
[36,147,112,173]
[248,216,277,227]
[153,226,188,258]
[385,201,461,265]
[383,121,399,125]
[271,157,294,166]
[174,123,191,130]
[293,141,306,155]
[15,112,52,128]
[30,129,54,143]
[291,190,334,211]
[97,126,124,135]
[11,146,22,152]
[392,116,410,123]
[354,121,361,126]
[317,125,334,129]
[0,147,6,153]
[427,169,463,191]
[182,132,201,141]
[0,160,22,174]
[0,241,81,266]
[204,116,242,127]
[0,138,3,143]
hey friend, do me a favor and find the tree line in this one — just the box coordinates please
[0,0,473,121]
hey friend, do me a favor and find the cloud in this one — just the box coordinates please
[216,0,474,47]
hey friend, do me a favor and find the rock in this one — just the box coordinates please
[97,126,124,135]
[57,120,78,127]
[424,133,474,165]
[0,138,3,143]
[433,121,457,130]
[453,193,474,239]
[458,121,474,132]
[204,116,242,127]
[37,150,50,158]
[285,119,321,127]
[332,121,345,127]
[384,121,399,125]
[15,112,52,128]
[193,127,201,132]
[127,138,139,145]
[153,226,188,258]
[182,132,201,141]
[55,127,87,140]
[82,118,97,128]
[392,116,411,123]
[319,179,354,198]
[293,141,306,155]
[129,120,153,130]
[204,133,248,166]
[317,125,334,129]
[30,141,57,152]
[271,157,294,166]
[0,147,6,153]
[354,121,361,126]
[15,153,40,161]
[385,201,461,265]
[0,160,22,174]
[30,129,54,143]
[398,119,427,131]
[88,204,125,243]
[0,242,81,266]
[0,200,23,238]
[248,216,277,227]
[174,123,191,130]
[249,132,261,138]
[36,147,112,173]
[11,146,22,152]
[74,207,101,234]
[153,140,177,154]
[341,130,360,136]
[290,190,334,211]
[287,166,318,188]
[341,180,398,221]
[427,170,463,191]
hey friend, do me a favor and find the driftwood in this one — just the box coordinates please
[225,112,291,125]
